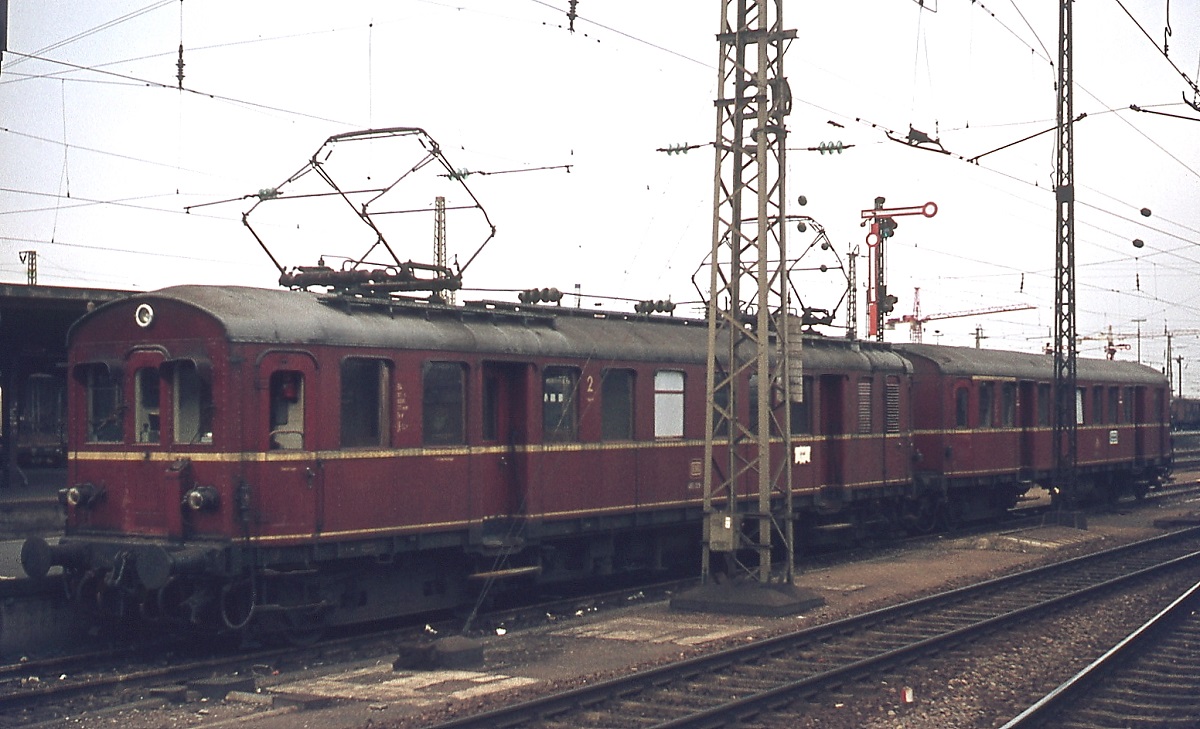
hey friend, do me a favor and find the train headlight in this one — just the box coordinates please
[184,486,219,512]
[65,483,100,508]
[134,303,155,328]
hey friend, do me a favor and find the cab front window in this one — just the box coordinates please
[82,364,123,444]
[171,360,213,444]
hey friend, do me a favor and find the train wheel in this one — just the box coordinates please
[256,610,326,646]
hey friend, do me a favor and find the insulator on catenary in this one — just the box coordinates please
[518,287,563,304]
[635,300,676,314]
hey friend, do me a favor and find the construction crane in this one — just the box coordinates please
[887,287,1035,343]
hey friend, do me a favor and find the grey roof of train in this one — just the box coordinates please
[895,342,1166,385]
[86,286,909,372]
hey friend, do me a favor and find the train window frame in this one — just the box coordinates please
[1000,382,1016,428]
[600,368,635,441]
[341,357,391,449]
[1092,386,1104,426]
[170,360,213,445]
[978,381,994,429]
[955,385,970,429]
[1108,387,1120,425]
[423,361,466,446]
[790,375,813,435]
[134,367,161,444]
[654,370,685,439]
[856,378,872,434]
[1124,387,1134,424]
[1037,383,1051,427]
[268,370,305,450]
[543,366,580,443]
[81,364,124,444]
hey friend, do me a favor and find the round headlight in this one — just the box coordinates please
[134,303,155,328]
[185,486,219,511]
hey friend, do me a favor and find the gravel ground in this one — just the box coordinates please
[34,491,1200,729]
[757,574,1199,729]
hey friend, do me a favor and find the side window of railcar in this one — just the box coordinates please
[1123,387,1134,423]
[790,376,813,435]
[1037,384,1051,427]
[83,365,123,443]
[978,382,994,429]
[1092,387,1103,426]
[423,362,465,446]
[1001,383,1016,427]
[269,371,305,450]
[171,361,213,444]
[601,369,634,441]
[543,366,580,442]
[1108,387,1120,424]
[653,370,685,439]
[1075,388,1085,425]
[885,376,901,433]
[342,358,391,448]
[856,378,872,434]
[955,386,970,429]
[135,367,161,444]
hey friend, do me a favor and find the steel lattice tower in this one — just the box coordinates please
[701,0,797,585]
[1053,0,1078,507]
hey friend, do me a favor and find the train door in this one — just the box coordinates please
[819,375,844,486]
[1018,380,1036,475]
[477,362,530,539]
[257,352,323,538]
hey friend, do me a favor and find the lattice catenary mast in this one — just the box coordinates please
[1053,0,1078,510]
[701,0,798,585]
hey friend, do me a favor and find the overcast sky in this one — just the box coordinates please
[2,1,1199,388]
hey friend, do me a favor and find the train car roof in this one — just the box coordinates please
[75,285,910,372]
[895,342,1166,385]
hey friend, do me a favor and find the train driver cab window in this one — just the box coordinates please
[269,371,305,450]
[654,370,685,438]
[543,366,580,442]
[83,364,123,443]
[171,361,213,444]
[955,385,970,429]
[601,369,634,441]
[423,362,465,446]
[342,358,390,448]
[135,367,161,444]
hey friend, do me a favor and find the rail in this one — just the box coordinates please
[425,526,1200,729]
[999,577,1200,728]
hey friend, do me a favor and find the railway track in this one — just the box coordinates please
[424,526,1200,729]
[0,575,691,727]
[1000,577,1200,729]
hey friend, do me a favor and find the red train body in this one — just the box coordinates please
[21,286,1171,634]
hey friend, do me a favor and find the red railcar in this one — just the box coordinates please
[898,343,1170,513]
[21,286,1170,634]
